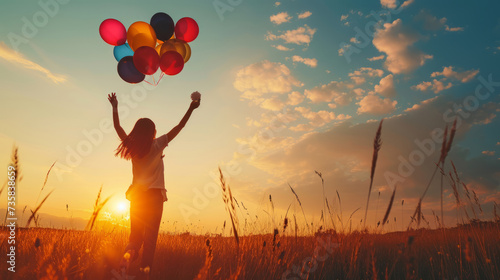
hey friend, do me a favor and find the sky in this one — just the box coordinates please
[0,0,499,234]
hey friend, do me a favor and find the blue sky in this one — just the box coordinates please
[0,0,499,233]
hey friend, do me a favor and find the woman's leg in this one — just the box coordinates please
[141,189,164,269]
[125,196,146,261]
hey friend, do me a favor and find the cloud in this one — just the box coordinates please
[287,91,305,106]
[340,14,349,21]
[380,0,397,9]
[298,11,312,19]
[270,12,292,25]
[272,45,294,51]
[234,60,303,106]
[350,37,360,44]
[482,151,495,156]
[295,107,351,128]
[290,123,314,132]
[414,10,463,32]
[304,81,352,105]
[413,79,452,94]
[404,96,439,112]
[357,94,397,115]
[338,44,351,56]
[0,42,66,84]
[414,66,478,94]
[414,10,447,31]
[445,25,464,32]
[266,25,317,45]
[431,66,479,83]
[368,55,385,61]
[349,67,384,85]
[373,19,433,74]
[374,74,396,97]
[400,0,414,8]
[291,55,318,68]
[260,97,286,111]
[274,2,281,7]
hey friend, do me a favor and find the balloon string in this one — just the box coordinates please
[143,79,154,86]
[156,72,165,86]
[152,74,156,85]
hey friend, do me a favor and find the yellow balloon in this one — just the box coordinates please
[160,39,186,58]
[155,43,163,56]
[127,21,157,51]
[183,42,191,63]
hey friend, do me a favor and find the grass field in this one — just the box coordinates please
[1,222,499,279]
[1,120,499,279]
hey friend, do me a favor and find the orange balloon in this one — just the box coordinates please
[160,39,186,58]
[183,42,191,63]
[127,21,157,51]
[155,43,163,56]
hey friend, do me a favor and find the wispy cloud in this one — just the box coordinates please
[270,12,292,25]
[266,25,317,45]
[298,11,312,19]
[0,42,66,84]
[291,55,318,68]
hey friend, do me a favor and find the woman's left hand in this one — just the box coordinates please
[108,92,118,108]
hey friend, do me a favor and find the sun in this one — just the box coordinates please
[116,200,128,213]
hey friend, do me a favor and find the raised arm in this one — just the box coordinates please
[107,92,127,141]
[167,99,200,144]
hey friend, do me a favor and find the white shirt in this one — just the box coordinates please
[129,134,169,201]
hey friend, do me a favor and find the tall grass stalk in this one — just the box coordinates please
[288,183,309,232]
[410,119,456,228]
[382,186,397,229]
[86,185,112,231]
[363,119,383,229]
[315,171,327,229]
[219,167,239,247]
[34,161,56,205]
[26,190,54,227]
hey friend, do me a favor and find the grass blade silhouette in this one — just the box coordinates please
[363,119,383,228]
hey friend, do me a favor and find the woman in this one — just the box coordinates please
[108,92,200,273]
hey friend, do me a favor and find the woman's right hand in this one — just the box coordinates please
[108,92,118,108]
[189,99,201,110]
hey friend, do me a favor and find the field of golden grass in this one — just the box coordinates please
[1,222,499,279]
[2,120,499,279]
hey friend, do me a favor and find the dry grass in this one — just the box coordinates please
[1,118,499,279]
[364,119,383,228]
[1,224,498,279]
[219,167,239,247]
[85,185,112,231]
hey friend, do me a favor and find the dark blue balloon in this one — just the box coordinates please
[150,12,175,41]
[117,56,145,84]
[113,43,134,62]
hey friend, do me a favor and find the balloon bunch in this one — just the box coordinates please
[99,13,199,85]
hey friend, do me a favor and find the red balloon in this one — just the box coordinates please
[99,19,126,46]
[174,17,199,43]
[133,46,160,75]
[160,51,184,75]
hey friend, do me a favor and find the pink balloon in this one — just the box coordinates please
[174,17,199,43]
[99,19,127,46]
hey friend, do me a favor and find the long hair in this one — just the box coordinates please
[115,118,156,160]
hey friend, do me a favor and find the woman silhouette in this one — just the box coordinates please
[108,92,200,273]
